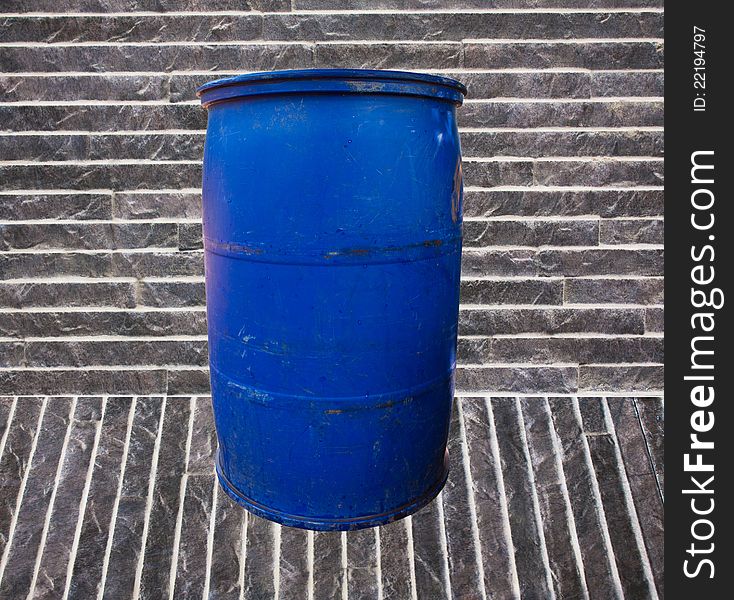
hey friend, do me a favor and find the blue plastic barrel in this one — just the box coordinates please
[198,69,467,531]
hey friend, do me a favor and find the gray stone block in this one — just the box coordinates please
[463,219,599,247]
[0,309,208,339]
[314,42,462,69]
[538,248,664,277]
[458,307,645,336]
[456,366,577,394]
[565,277,664,304]
[460,278,563,305]
[0,282,136,309]
[464,41,664,69]
[600,218,665,244]
[0,193,112,221]
[137,280,206,308]
[579,365,664,392]
[459,100,663,128]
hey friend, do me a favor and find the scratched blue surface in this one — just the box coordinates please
[198,69,466,530]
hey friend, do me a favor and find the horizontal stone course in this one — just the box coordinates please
[0,12,663,43]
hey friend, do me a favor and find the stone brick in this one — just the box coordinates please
[1,133,205,162]
[0,74,170,102]
[0,193,112,221]
[464,41,664,69]
[410,501,449,600]
[0,282,136,309]
[600,218,664,244]
[591,71,665,98]
[313,532,345,600]
[0,44,314,73]
[463,190,664,219]
[264,11,662,41]
[0,342,25,368]
[377,520,413,600]
[0,164,202,191]
[243,515,276,600]
[462,160,533,187]
[137,280,206,308]
[490,397,554,598]
[459,100,663,128]
[346,528,379,600]
[578,397,608,434]
[278,525,309,599]
[456,366,577,394]
[460,249,539,277]
[460,278,563,305]
[538,248,664,277]
[461,130,663,158]
[187,396,216,474]
[565,277,664,304]
[173,474,216,598]
[113,192,202,220]
[0,370,168,395]
[456,71,591,100]
[533,159,664,187]
[111,251,204,278]
[167,368,211,395]
[459,307,645,336]
[645,307,664,332]
[0,309,208,338]
[635,398,664,492]
[463,219,599,247]
[314,42,462,69]
[0,105,205,132]
[24,339,208,367]
[138,397,192,600]
[0,222,179,251]
[460,335,664,365]
[0,15,263,43]
[179,222,204,250]
[579,365,663,392]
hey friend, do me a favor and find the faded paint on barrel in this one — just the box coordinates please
[197,69,467,531]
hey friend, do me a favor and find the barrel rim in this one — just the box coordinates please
[196,68,467,102]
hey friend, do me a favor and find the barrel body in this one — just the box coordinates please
[199,70,466,530]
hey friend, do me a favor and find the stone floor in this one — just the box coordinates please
[0,395,663,600]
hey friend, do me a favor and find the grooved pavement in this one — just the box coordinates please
[0,395,663,599]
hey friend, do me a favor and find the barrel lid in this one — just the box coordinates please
[197,69,467,107]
